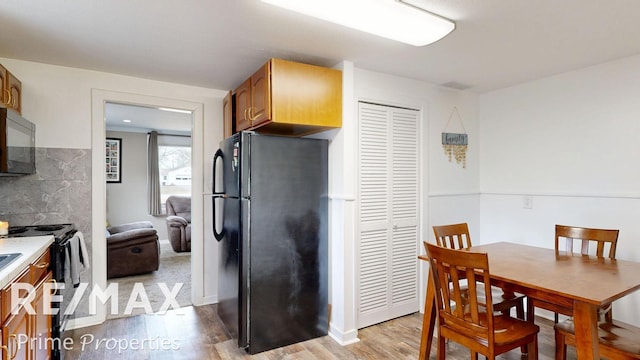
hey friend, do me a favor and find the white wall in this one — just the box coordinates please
[105,131,169,239]
[479,53,640,325]
[0,57,227,326]
[354,68,481,219]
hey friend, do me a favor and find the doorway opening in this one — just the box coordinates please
[105,102,193,319]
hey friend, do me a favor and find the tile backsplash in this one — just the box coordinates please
[0,147,93,319]
[0,147,92,235]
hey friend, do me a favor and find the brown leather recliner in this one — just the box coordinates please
[106,221,160,279]
[166,196,191,252]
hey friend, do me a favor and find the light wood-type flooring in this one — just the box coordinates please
[63,304,577,359]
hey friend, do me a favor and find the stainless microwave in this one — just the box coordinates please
[0,108,36,176]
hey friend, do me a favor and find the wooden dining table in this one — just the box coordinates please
[418,242,640,360]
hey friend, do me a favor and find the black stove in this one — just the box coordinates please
[8,223,77,360]
[8,223,76,241]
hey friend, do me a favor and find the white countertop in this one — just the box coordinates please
[0,236,54,289]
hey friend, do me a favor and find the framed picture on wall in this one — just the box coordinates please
[106,138,122,183]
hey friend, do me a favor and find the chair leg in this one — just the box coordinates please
[516,299,528,354]
[516,300,525,320]
[528,336,538,360]
[554,329,567,360]
[527,297,535,322]
[437,334,446,360]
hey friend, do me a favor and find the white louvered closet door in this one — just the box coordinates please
[357,102,419,328]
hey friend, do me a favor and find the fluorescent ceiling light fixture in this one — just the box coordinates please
[122,119,132,123]
[262,0,455,46]
[158,107,192,114]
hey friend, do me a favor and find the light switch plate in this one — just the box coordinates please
[522,196,533,209]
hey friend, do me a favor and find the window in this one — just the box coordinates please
[158,135,191,213]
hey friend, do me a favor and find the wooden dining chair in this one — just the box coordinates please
[555,318,640,360]
[424,242,540,360]
[432,223,526,321]
[527,224,619,324]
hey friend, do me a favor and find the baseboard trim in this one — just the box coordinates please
[194,294,218,307]
[328,324,360,346]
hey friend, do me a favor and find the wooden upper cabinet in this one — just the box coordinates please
[231,58,342,137]
[0,64,8,109]
[269,58,341,132]
[7,72,21,115]
[223,91,234,138]
[248,62,270,127]
[0,63,22,115]
[234,78,251,132]
[235,63,270,131]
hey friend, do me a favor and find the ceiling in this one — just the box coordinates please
[2,0,640,96]
[104,102,192,134]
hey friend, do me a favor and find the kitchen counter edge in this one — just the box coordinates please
[0,236,54,288]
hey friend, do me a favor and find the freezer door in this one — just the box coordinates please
[219,133,242,198]
[246,135,329,354]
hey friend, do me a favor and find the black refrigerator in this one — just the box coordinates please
[212,131,328,354]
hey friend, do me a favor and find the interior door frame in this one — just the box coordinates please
[68,89,204,329]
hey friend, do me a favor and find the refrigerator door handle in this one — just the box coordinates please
[212,148,226,241]
[212,148,224,195]
[212,195,226,241]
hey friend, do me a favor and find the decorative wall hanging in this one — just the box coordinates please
[106,137,122,183]
[442,107,468,168]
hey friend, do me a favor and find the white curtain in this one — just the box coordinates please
[147,131,162,215]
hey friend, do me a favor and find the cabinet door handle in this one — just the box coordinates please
[243,108,249,121]
[247,107,259,122]
[9,334,18,360]
[0,344,14,360]
[33,262,49,269]
[2,89,10,105]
